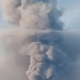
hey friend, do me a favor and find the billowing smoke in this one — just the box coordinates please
[0,0,80,80]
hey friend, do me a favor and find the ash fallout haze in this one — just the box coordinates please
[0,0,80,80]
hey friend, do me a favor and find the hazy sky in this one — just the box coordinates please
[57,0,80,30]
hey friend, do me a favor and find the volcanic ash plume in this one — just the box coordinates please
[0,0,68,80]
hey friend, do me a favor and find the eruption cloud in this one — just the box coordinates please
[0,0,80,80]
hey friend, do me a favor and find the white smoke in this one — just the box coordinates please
[0,0,80,80]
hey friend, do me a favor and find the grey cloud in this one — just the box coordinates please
[0,0,80,80]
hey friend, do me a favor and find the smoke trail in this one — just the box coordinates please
[0,0,78,80]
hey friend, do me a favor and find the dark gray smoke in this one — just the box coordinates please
[0,0,80,80]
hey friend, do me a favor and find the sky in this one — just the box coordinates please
[0,6,10,29]
[57,0,80,30]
